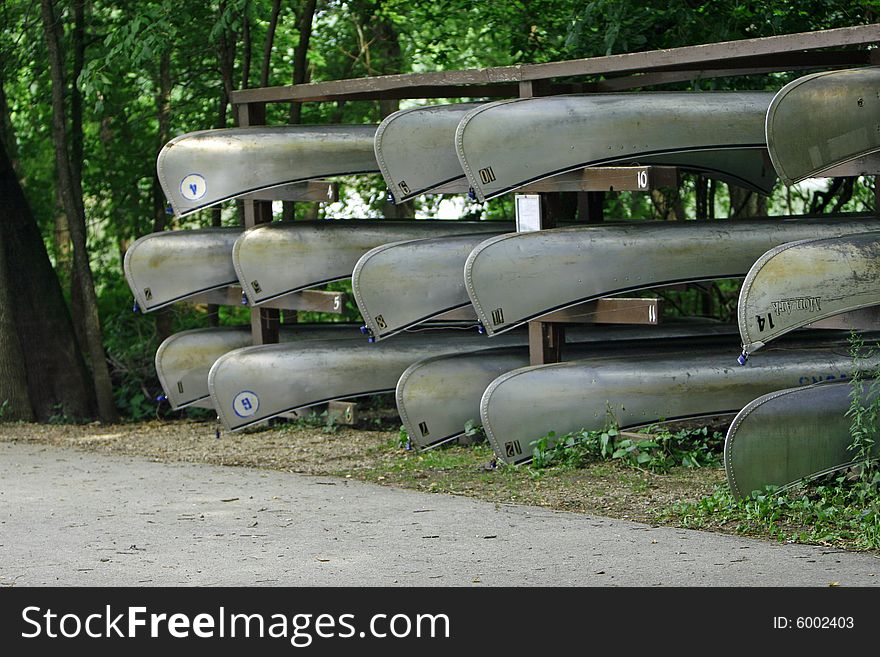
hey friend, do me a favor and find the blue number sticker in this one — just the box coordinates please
[180,174,207,201]
[232,391,259,418]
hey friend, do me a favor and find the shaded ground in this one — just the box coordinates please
[0,419,722,526]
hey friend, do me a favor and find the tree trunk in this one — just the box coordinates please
[282,0,319,222]
[261,0,282,88]
[729,185,766,218]
[241,14,251,89]
[0,78,19,174]
[0,126,95,421]
[152,49,174,343]
[288,0,317,126]
[0,220,34,422]
[41,0,118,423]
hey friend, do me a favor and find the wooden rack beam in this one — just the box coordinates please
[431,166,679,195]
[231,25,879,105]
[240,180,339,203]
[186,287,346,314]
[238,102,280,346]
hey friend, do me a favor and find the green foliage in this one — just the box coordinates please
[531,424,724,473]
[463,419,486,443]
[846,331,880,482]
[276,409,340,434]
[667,475,880,550]
[4,0,878,420]
[397,424,409,446]
[666,330,880,550]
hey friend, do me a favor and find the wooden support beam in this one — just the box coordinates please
[429,166,681,195]
[240,180,339,203]
[528,321,565,366]
[185,287,346,314]
[238,101,280,346]
[327,401,358,426]
[231,25,880,105]
[540,298,662,324]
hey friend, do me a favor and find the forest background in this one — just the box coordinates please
[0,0,877,424]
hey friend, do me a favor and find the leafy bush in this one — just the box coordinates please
[531,424,724,473]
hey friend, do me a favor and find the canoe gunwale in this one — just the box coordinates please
[455,93,772,201]
[352,233,501,340]
[157,124,380,217]
[466,264,741,337]
[374,105,469,203]
[724,381,862,499]
[468,145,768,201]
[154,326,251,410]
[738,231,880,355]
[214,387,394,432]
[766,67,880,185]
[395,346,512,451]
[123,228,242,312]
[162,171,379,218]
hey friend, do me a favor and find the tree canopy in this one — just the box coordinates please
[0,0,877,421]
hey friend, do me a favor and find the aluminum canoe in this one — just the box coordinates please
[455,92,773,201]
[233,219,510,306]
[481,341,861,465]
[725,381,880,500]
[375,103,481,203]
[157,124,378,216]
[398,322,741,450]
[766,67,880,185]
[738,231,880,357]
[208,329,527,432]
[124,228,242,312]
[465,216,880,336]
[156,324,361,409]
[353,232,511,341]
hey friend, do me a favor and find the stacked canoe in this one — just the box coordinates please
[125,64,880,501]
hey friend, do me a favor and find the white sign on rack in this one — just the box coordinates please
[515,194,542,232]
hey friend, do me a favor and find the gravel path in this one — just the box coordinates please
[2,442,878,586]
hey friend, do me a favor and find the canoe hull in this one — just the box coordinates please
[465,217,880,336]
[234,220,510,306]
[738,231,880,355]
[157,125,378,216]
[376,103,481,203]
[456,92,773,201]
[482,341,865,465]
[208,329,526,431]
[398,323,741,450]
[766,67,880,185]
[156,324,361,409]
[725,381,880,500]
[353,232,509,341]
[124,228,242,312]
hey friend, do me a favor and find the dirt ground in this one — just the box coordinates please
[0,418,724,526]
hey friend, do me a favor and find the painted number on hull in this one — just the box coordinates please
[418,421,429,437]
[491,308,504,326]
[232,391,260,418]
[375,315,387,330]
[478,166,496,185]
[755,313,776,333]
[398,180,410,195]
[504,440,522,458]
[180,174,207,201]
